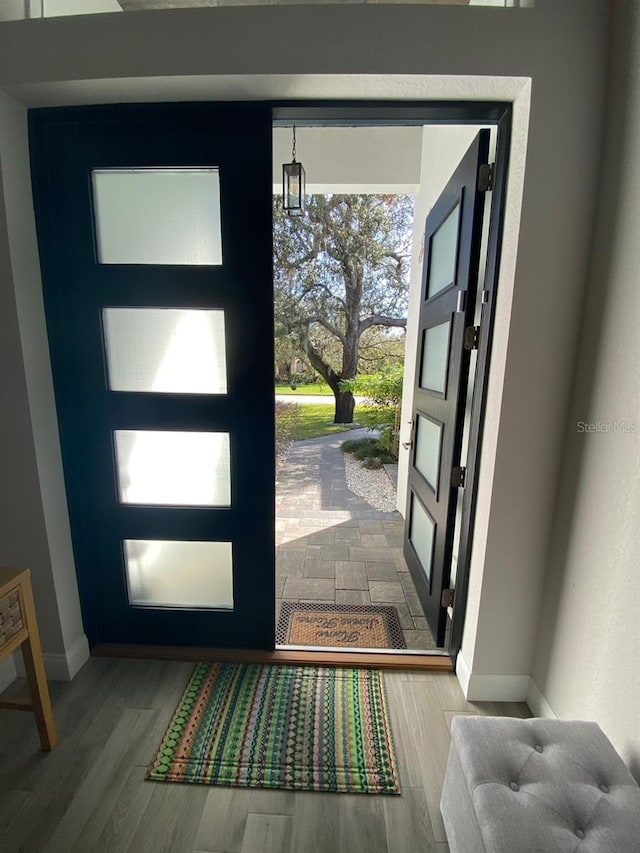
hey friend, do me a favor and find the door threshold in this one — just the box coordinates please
[92,643,454,672]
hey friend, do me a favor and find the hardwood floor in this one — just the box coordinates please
[0,657,530,853]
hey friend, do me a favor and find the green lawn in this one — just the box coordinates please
[290,403,361,441]
[275,374,376,396]
[275,382,332,396]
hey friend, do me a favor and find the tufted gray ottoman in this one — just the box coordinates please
[440,716,640,853]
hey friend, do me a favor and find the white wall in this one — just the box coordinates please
[0,1,611,716]
[0,91,89,682]
[0,1,27,22]
[0,0,121,20]
[529,0,640,767]
[44,0,122,16]
[272,126,421,194]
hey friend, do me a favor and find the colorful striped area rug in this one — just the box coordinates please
[147,662,400,795]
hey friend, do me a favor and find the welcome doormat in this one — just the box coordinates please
[276,601,406,649]
[147,662,400,795]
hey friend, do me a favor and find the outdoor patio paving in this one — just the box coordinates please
[275,429,438,651]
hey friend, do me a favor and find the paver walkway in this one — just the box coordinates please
[276,430,438,651]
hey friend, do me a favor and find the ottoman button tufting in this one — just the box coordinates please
[441,717,640,852]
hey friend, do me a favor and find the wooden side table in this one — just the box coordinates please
[0,567,57,750]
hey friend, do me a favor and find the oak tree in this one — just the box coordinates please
[274,193,413,423]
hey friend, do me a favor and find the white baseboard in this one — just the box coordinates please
[14,633,90,681]
[0,655,17,693]
[465,673,530,702]
[64,633,90,679]
[456,652,530,702]
[526,677,558,719]
[456,649,472,696]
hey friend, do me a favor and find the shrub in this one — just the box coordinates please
[354,443,375,461]
[341,436,395,468]
[341,437,366,454]
[275,400,301,464]
[362,457,383,470]
[340,365,404,458]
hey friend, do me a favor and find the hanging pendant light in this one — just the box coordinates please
[282,125,306,217]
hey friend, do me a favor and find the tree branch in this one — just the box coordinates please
[280,310,347,348]
[359,315,407,334]
[311,317,347,348]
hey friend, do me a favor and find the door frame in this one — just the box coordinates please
[273,102,511,663]
[25,98,511,663]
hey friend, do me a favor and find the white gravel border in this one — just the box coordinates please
[343,453,398,512]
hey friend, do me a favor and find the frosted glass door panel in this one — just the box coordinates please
[426,203,460,298]
[103,308,227,394]
[415,415,442,493]
[420,321,450,394]
[115,430,231,506]
[92,169,223,265]
[409,494,435,583]
[124,539,233,609]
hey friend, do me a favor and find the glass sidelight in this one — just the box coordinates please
[124,539,233,609]
[114,430,231,507]
[103,308,228,395]
[92,168,223,266]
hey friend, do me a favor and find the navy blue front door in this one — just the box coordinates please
[30,104,275,649]
[404,131,490,646]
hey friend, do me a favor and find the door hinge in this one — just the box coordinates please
[451,466,466,488]
[464,326,480,351]
[478,162,495,193]
[402,419,414,450]
[441,588,455,609]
